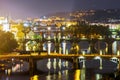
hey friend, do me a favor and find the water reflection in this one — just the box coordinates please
[81,69,86,80]
[0,68,119,80]
[95,74,102,80]
[53,58,57,70]
[58,71,62,80]
[74,69,80,80]
[0,58,119,80]
[58,59,61,69]
[5,69,11,75]
[47,58,51,70]
[30,75,39,80]
[46,73,51,80]
[74,69,86,80]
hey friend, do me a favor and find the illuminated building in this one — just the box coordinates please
[0,17,10,31]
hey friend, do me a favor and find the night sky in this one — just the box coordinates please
[0,0,120,19]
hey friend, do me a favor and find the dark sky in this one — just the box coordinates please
[0,0,120,19]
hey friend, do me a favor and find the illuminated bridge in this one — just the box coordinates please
[0,54,120,59]
[0,53,120,75]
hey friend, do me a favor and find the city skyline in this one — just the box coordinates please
[0,0,120,20]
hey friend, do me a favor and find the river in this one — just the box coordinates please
[0,58,119,80]
[0,69,119,80]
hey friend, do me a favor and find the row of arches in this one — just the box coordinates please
[24,40,120,55]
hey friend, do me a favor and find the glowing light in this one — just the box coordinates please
[3,23,10,31]
[117,51,120,55]
[47,58,51,70]
[82,51,85,55]
[47,41,51,55]
[53,58,57,70]
[66,23,71,27]
[47,27,51,30]
[94,56,101,60]
[74,69,81,80]
[62,41,66,54]
[30,75,39,80]
[96,74,102,80]
[78,56,85,59]
[100,50,102,55]
[12,64,21,72]
[23,23,29,27]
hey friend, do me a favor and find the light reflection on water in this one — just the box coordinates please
[74,69,81,80]
[0,58,119,80]
[0,69,118,80]
[30,70,70,80]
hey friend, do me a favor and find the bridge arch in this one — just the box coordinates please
[78,41,90,54]
[113,41,120,55]
[26,41,38,51]
[94,41,107,54]
[110,57,119,64]
[43,41,55,52]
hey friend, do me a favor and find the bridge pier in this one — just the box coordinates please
[89,39,98,54]
[29,57,38,76]
[72,56,86,69]
[105,38,114,54]
[73,57,79,69]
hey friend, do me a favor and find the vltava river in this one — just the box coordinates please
[0,69,119,80]
[0,58,119,80]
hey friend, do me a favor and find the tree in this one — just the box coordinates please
[0,30,18,53]
[66,22,111,39]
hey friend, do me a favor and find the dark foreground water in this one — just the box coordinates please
[0,58,119,80]
[0,69,119,80]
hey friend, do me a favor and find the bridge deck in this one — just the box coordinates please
[0,53,120,59]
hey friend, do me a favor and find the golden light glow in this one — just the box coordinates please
[74,69,81,80]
